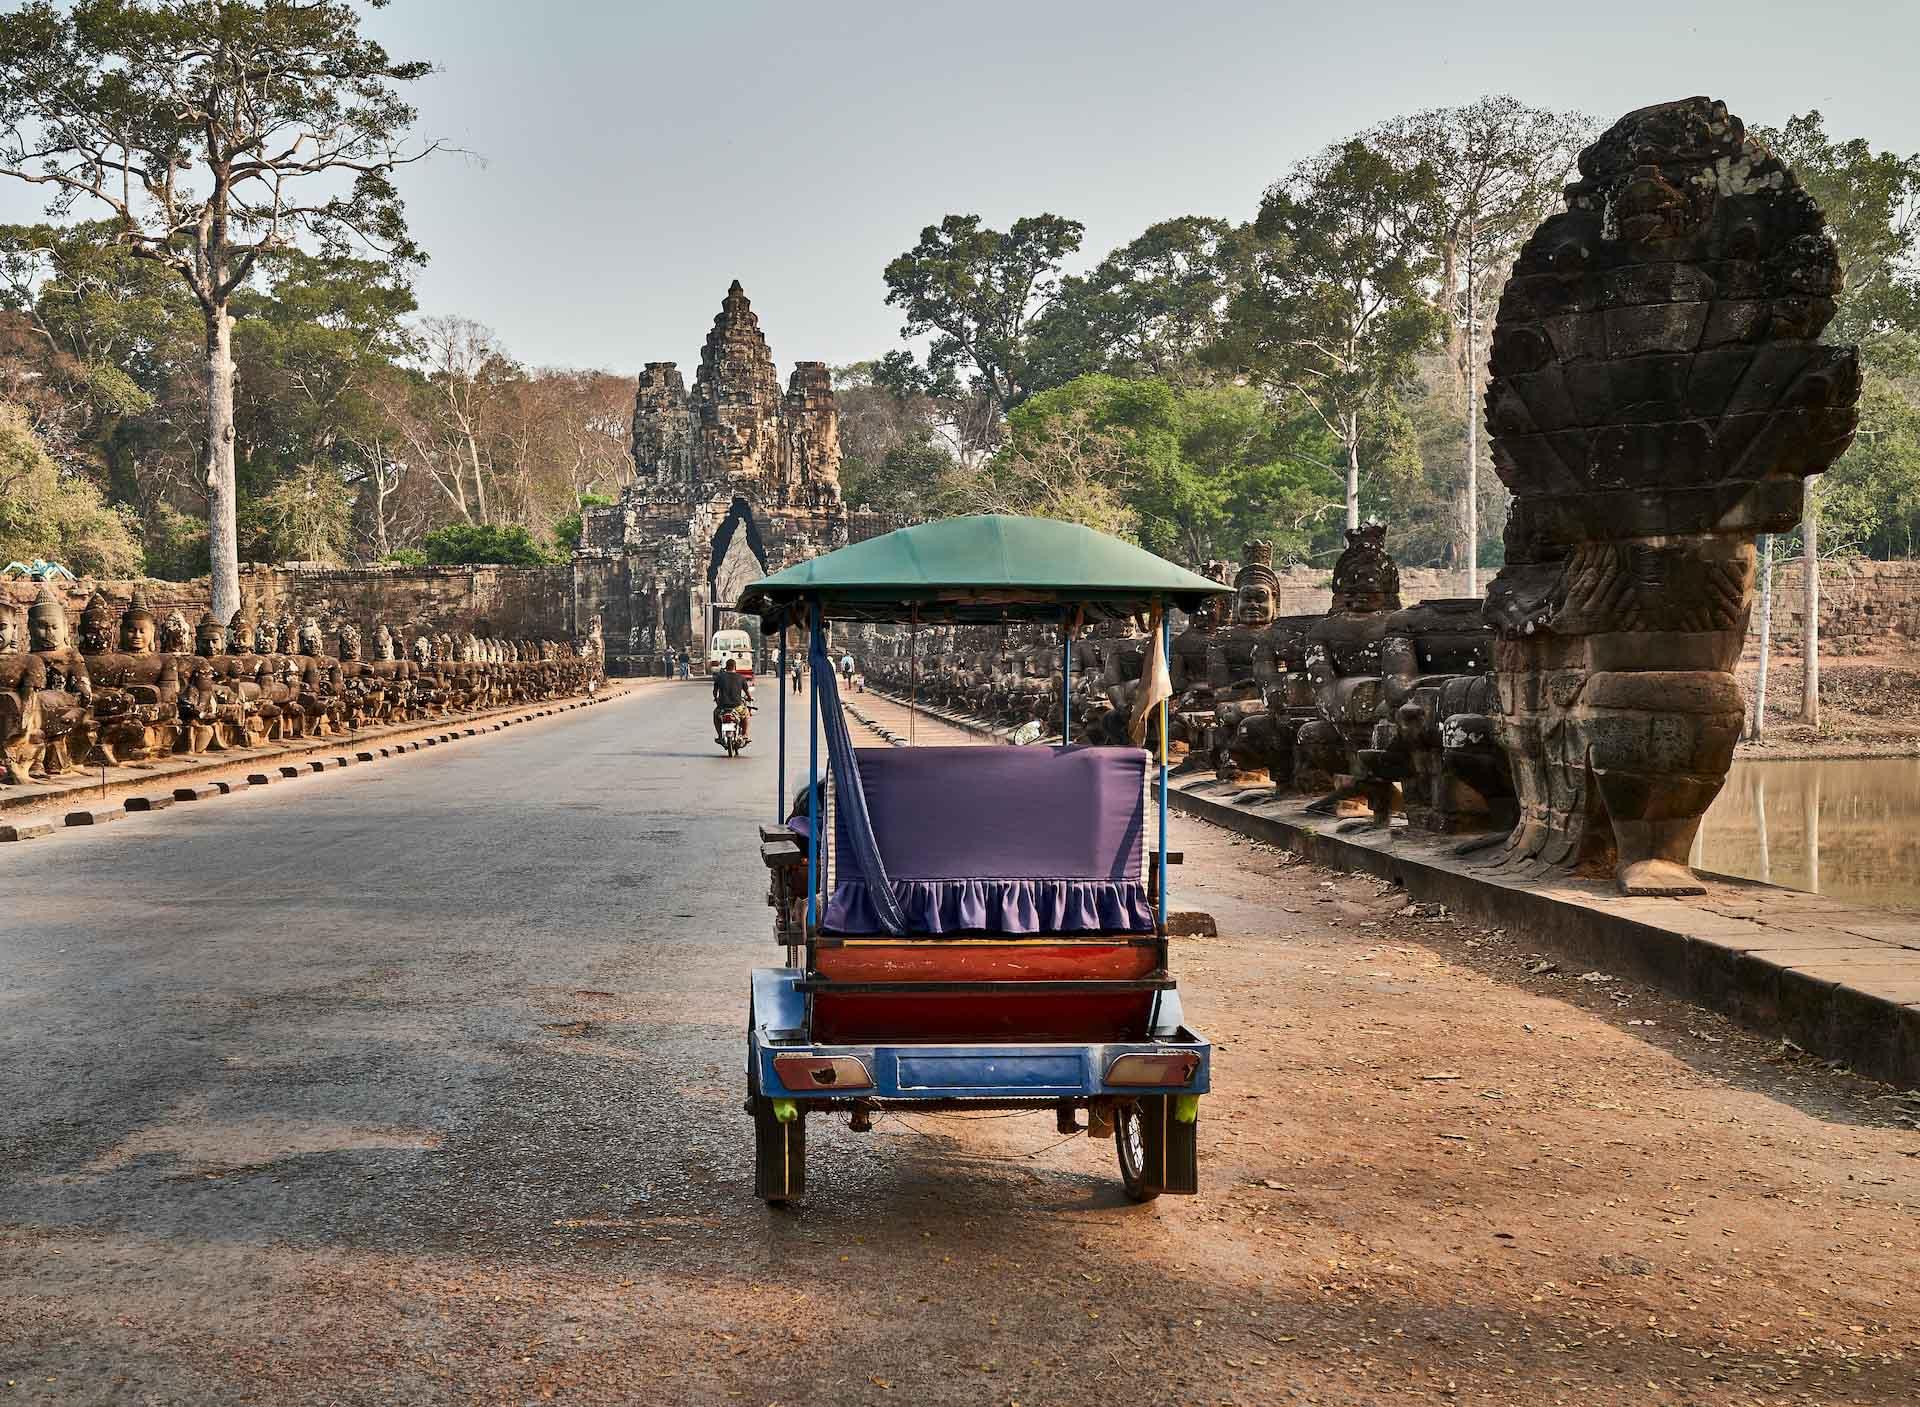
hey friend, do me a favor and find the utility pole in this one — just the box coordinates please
[1751,534,1773,739]
[1801,484,1820,727]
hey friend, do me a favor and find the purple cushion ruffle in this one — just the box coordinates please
[823,877,1154,936]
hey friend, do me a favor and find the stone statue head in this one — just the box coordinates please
[275,615,296,654]
[228,597,254,654]
[0,607,18,653]
[338,623,362,661]
[159,608,190,654]
[1329,524,1401,614]
[254,616,278,656]
[78,588,116,654]
[1233,540,1278,629]
[1189,559,1233,633]
[195,611,225,658]
[296,616,323,657]
[371,623,396,661]
[413,635,433,665]
[118,588,158,654]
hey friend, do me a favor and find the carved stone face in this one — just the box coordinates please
[78,591,115,654]
[195,614,225,657]
[1234,581,1276,629]
[0,612,17,652]
[338,624,362,661]
[160,610,190,654]
[118,609,155,654]
[255,620,278,655]
[1329,525,1401,614]
[297,618,323,656]
[275,616,296,654]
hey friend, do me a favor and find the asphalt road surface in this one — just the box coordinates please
[2,680,1916,1406]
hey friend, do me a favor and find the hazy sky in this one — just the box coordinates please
[8,1,1917,377]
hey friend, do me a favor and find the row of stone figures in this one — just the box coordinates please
[864,96,1867,898]
[0,585,606,786]
[857,529,1509,835]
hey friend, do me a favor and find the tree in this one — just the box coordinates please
[550,491,614,556]
[1368,97,1590,591]
[246,459,351,563]
[417,521,556,567]
[1217,139,1445,529]
[1008,373,1345,564]
[882,213,1084,419]
[0,401,142,575]
[948,406,1136,538]
[1027,216,1248,391]
[0,0,437,623]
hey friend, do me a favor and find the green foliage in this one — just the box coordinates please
[418,523,559,567]
[883,213,1085,414]
[139,501,209,580]
[1217,138,1447,525]
[1027,217,1249,391]
[378,548,427,567]
[549,493,615,554]
[1005,374,1345,562]
[245,462,354,565]
[0,402,142,576]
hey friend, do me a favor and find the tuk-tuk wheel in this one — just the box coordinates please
[752,1095,807,1204]
[1115,1099,1161,1203]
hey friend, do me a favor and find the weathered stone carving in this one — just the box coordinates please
[1484,97,1861,894]
[1299,525,1403,813]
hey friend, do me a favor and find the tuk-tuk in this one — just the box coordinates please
[737,515,1228,1205]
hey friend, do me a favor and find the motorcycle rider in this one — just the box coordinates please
[712,657,752,745]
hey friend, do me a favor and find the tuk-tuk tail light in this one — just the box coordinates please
[1105,1053,1200,1087]
[773,1054,873,1090]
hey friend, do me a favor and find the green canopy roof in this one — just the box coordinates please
[736,514,1232,625]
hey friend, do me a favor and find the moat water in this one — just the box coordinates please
[1691,758,1920,913]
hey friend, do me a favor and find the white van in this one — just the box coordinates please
[707,628,755,676]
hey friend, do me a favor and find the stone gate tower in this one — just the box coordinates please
[574,281,880,674]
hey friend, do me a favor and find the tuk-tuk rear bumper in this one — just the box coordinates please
[749,966,1210,1104]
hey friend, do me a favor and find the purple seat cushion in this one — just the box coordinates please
[824,745,1153,935]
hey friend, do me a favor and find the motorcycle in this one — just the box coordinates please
[718,702,754,757]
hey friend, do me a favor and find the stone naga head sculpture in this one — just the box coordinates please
[195,612,226,658]
[78,589,116,654]
[1232,540,1279,629]
[1327,525,1401,616]
[118,589,158,654]
[159,608,190,654]
[1483,97,1861,895]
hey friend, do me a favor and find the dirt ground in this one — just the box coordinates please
[1736,656,1920,759]
[2,685,1916,1405]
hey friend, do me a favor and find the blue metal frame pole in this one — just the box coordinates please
[1158,604,1170,937]
[805,603,822,936]
[776,619,787,823]
[1061,611,1072,745]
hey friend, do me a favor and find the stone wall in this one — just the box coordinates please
[1266,564,1475,616]
[3,562,577,642]
[1743,558,1920,658]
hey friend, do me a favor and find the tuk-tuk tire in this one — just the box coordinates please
[1115,1099,1162,1203]
[752,1095,806,1204]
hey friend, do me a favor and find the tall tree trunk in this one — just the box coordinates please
[202,305,240,624]
[1751,533,1773,740]
[1801,486,1820,726]
[1345,414,1360,531]
[1463,236,1479,598]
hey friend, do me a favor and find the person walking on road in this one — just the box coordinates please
[677,649,690,680]
[790,658,803,694]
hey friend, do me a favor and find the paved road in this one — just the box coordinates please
[3,681,1917,1405]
